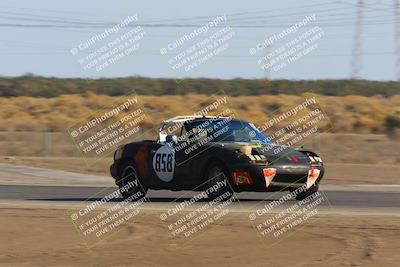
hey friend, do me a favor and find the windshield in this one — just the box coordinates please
[184,119,272,144]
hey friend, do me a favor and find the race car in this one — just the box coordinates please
[110,115,324,201]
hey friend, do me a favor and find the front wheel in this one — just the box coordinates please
[117,162,148,201]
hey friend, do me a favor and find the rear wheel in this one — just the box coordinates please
[117,162,148,201]
[205,162,233,201]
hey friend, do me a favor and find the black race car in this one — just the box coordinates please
[110,116,324,201]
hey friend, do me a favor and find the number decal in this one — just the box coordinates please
[155,154,161,171]
[161,154,167,172]
[152,146,175,182]
[154,153,173,172]
[167,154,173,172]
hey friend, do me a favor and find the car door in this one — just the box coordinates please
[147,122,190,189]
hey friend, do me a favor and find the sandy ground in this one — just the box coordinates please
[0,205,399,267]
[0,155,399,267]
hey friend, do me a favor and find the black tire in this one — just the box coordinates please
[205,162,233,201]
[294,184,319,201]
[117,162,148,201]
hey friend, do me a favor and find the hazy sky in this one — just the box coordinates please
[0,0,397,80]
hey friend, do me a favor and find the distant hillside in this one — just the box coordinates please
[0,75,399,97]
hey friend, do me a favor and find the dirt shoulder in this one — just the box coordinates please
[0,206,399,267]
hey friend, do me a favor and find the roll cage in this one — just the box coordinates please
[157,115,231,143]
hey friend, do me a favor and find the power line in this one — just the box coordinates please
[0,2,395,29]
[0,1,342,24]
[0,1,392,26]
[0,1,396,80]
[0,19,396,29]
[0,10,113,25]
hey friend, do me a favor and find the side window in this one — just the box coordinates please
[159,122,182,143]
[192,127,208,143]
[184,122,209,144]
[178,122,203,143]
[167,123,182,137]
[233,127,250,142]
[179,125,189,142]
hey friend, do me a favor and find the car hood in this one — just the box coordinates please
[217,141,309,164]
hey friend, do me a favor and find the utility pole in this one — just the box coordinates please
[351,0,364,79]
[262,45,272,92]
[264,45,271,80]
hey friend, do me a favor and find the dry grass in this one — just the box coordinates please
[0,132,399,165]
[0,93,399,133]
[0,93,399,179]
[0,131,399,185]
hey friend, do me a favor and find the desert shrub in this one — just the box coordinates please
[385,111,400,137]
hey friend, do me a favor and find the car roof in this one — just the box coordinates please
[159,116,244,131]
[162,115,234,124]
